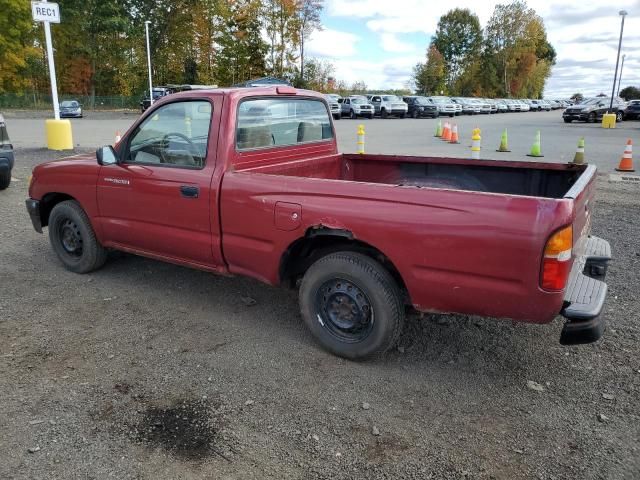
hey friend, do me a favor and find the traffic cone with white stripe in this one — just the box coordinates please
[441,121,452,141]
[434,120,442,137]
[449,124,459,144]
[615,139,634,172]
[572,137,585,165]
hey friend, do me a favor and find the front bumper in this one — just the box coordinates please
[560,236,611,345]
[25,198,43,233]
[563,112,589,121]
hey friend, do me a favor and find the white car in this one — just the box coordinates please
[368,94,408,118]
[325,95,342,120]
[340,96,374,119]
[428,96,457,117]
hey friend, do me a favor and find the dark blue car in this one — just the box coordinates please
[0,114,14,190]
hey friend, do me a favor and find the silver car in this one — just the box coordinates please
[368,94,408,118]
[340,96,374,119]
[325,95,342,120]
[428,96,457,117]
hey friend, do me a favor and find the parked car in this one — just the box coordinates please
[428,96,457,117]
[539,100,552,111]
[403,96,439,118]
[325,95,341,120]
[503,99,521,112]
[473,98,492,114]
[59,100,83,118]
[495,99,509,112]
[0,113,14,190]
[140,87,174,112]
[368,95,408,118]
[450,97,476,115]
[341,96,374,119]
[623,99,640,120]
[484,99,498,114]
[517,100,531,112]
[563,97,626,123]
[25,86,612,359]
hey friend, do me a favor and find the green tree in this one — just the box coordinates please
[619,86,640,101]
[431,8,482,91]
[570,92,584,103]
[0,0,39,93]
[301,58,334,91]
[263,0,300,78]
[413,46,446,95]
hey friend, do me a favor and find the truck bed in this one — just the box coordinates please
[238,153,586,199]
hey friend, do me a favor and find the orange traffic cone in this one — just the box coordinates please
[441,122,452,142]
[616,139,635,172]
[115,131,122,144]
[449,124,459,144]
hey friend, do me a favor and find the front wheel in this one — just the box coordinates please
[381,109,388,119]
[588,112,596,123]
[48,200,108,273]
[350,110,356,120]
[299,252,404,360]
[564,118,572,123]
[616,111,624,122]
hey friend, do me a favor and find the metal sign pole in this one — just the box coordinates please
[42,10,60,120]
[145,21,153,106]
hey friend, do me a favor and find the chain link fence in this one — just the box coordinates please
[0,93,140,110]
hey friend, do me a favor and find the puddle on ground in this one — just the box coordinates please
[135,399,217,460]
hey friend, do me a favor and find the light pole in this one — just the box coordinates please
[144,20,153,106]
[617,54,626,97]
[609,10,627,111]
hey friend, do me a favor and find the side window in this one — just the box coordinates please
[127,100,212,168]
[373,96,381,102]
[236,98,333,150]
[345,99,350,105]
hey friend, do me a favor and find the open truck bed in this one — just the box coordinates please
[222,153,607,344]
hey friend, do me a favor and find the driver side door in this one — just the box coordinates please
[96,99,219,267]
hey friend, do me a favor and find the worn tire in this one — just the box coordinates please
[0,169,10,190]
[48,200,107,273]
[299,252,404,360]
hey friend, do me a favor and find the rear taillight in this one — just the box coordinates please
[541,226,573,291]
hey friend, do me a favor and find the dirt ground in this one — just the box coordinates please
[1,148,639,480]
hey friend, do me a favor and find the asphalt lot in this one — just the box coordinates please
[1,109,640,479]
[3,108,640,172]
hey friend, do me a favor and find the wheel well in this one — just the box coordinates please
[39,193,75,227]
[279,229,409,301]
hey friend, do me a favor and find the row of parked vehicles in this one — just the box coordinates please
[324,94,571,120]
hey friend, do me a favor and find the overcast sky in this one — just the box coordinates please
[306,0,640,97]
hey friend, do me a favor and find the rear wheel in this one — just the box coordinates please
[381,109,388,119]
[564,118,572,123]
[616,111,624,122]
[588,112,596,123]
[299,252,404,359]
[411,110,418,119]
[350,109,356,120]
[48,200,108,273]
[0,169,10,190]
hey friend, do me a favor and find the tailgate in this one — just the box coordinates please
[565,164,597,256]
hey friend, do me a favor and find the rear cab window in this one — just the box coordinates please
[236,98,333,150]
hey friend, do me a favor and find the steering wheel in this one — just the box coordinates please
[162,132,194,150]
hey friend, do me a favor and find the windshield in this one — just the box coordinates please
[60,101,79,108]
[430,97,446,104]
[382,95,400,102]
[414,97,430,105]
[351,98,368,105]
[579,98,602,105]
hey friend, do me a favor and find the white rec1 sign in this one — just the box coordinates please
[31,1,61,23]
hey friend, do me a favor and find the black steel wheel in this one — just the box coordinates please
[299,252,404,359]
[588,112,596,123]
[616,111,624,122]
[48,200,108,273]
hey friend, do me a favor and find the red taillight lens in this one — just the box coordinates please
[541,226,573,291]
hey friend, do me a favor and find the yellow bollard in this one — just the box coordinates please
[357,124,365,154]
[471,128,481,160]
[601,113,616,129]
[45,119,73,150]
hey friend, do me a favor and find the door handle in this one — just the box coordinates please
[180,185,199,198]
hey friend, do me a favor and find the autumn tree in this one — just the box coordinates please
[484,1,555,98]
[294,0,323,85]
[0,0,39,93]
[263,0,300,79]
[413,46,447,95]
[431,8,482,91]
[301,57,333,91]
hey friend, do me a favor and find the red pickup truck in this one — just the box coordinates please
[26,87,611,359]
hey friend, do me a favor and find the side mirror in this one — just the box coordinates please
[96,145,118,166]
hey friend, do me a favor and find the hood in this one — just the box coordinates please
[33,153,98,175]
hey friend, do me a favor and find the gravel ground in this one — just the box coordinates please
[1,148,639,479]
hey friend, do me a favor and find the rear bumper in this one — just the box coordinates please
[560,236,611,345]
[25,198,43,233]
